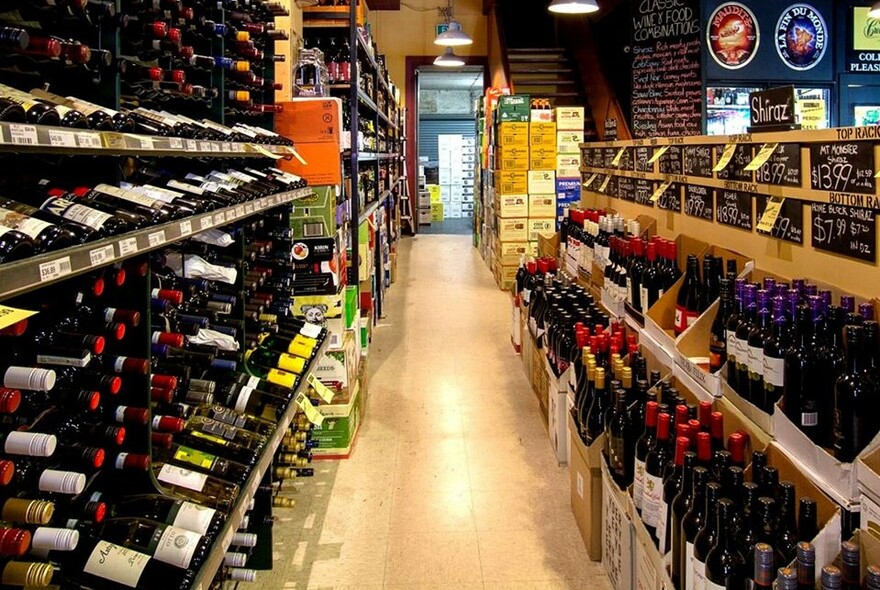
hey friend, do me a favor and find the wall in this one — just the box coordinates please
[487,7,509,90]
[419,89,481,114]
[370,0,488,106]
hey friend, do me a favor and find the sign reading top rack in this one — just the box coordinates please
[748,86,800,132]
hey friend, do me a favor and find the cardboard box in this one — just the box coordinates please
[497,95,531,123]
[495,194,528,218]
[557,178,582,204]
[430,202,444,222]
[315,330,358,396]
[528,194,556,218]
[495,170,529,195]
[290,288,357,350]
[418,208,432,225]
[312,380,360,458]
[530,109,554,123]
[557,154,582,179]
[497,217,528,242]
[569,412,603,561]
[289,185,344,239]
[557,131,586,153]
[417,190,431,208]
[427,184,442,203]
[545,356,570,464]
[494,261,518,291]
[528,170,556,194]
[276,98,343,186]
[530,122,558,148]
[556,107,586,130]
[528,218,556,242]
[530,145,557,171]
[602,457,634,590]
[497,122,530,147]
[494,239,529,266]
[538,232,560,259]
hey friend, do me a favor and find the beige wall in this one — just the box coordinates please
[370,0,488,106]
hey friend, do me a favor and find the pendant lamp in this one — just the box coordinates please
[548,0,600,14]
[434,47,465,67]
[434,21,473,46]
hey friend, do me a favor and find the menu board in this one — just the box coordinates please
[634,146,651,172]
[630,0,701,139]
[809,142,876,195]
[659,146,683,176]
[583,148,600,168]
[635,179,654,206]
[756,195,804,245]
[685,184,714,221]
[716,190,754,231]
[617,147,634,171]
[811,203,877,262]
[754,143,802,188]
[603,147,618,168]
[618,176,636,201]
[715,144,754,182]
[683,145,714,178]
[657,184,682,212]
[605,176,619,197]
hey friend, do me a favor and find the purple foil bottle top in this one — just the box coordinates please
[819,290,832,308]
[792,279,806,295]
[807,295,823,322]
[756,290,771,310]
[840,295,856,314]
[763,277,777,292]
[805,284,818,298]
[861,302,876,321]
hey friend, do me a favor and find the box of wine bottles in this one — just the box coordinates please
[497,218,529,242]
[859,447,880,519]
[529,122,558,148]
[497,123,530,146]
[528,195,556,219]
[568,412,604,561]
[529,146,558,171]
[556,155,582,179]
[290,185,344,239]
[601,457,635,590]
[528,218,556,243]
[495,194,529,218]
[314,331,359,399]
[556,107,586,131]
[496,170,529,194]
[496,146,530,170]
[557,131,586,154]
[494,239,529,266]
[528,170,556,194]
[312,381,361,458]
[497,95,531,123]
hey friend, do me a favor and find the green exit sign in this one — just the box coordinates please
[436,23,449,36]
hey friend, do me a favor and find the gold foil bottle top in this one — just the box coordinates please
[2,500,54,525]
[594,367,606,389]
[1,561,54,587]
[272,497,296,508]
[274,467,295,479]
[581,347,592,364]
[622,367,633,389]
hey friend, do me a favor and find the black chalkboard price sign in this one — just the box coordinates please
[683,145,714,178]
[756,195,804,245]
[634,179,654,207]
[604,147,618,168]
[634,147,651,172]
[657,183,682,212]
[685,184,713,221]
[809,142,876,195]
[754,143,802,188]
[659,146,683,176]
[715,190,754,231]
[810,203,877,263]
[716,144,754,182]
[618,176,636,201]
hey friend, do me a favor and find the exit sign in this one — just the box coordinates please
[436,23,449,36]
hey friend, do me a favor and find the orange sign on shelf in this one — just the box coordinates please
[275,98,344,186]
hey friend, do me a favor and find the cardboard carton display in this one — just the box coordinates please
[496,170,529,194]
[497,95,530,123]
[528,218,556,243]
[528,170,556,194]
[495,194,529,218]
[556,107,586,130]
[276,98,343,186]
[601,457,634,590]
[569,412,604,561]
[312,381,361,458]
[497,217,529,242]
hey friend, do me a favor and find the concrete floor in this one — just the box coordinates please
[261,234,610,589]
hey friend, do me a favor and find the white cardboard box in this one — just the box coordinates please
[528,170,556,193]
[601,459,634,590]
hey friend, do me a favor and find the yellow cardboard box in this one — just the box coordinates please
[530,122,557,148]
[530,145,558,170]
[498,122,529,147]
[528,170,556,193]
[496,146,530,170]
[497,217,529,242]
[528,217,556,242]
[430,202,444,221]
[495,194,529,218]
[427,184,442,203]
[495,170,529,195]
[529,194,557,218]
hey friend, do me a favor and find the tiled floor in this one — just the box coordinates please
[261,234,610,589]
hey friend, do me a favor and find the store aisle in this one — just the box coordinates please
[264,235,610,590]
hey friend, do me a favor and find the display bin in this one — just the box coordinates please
[858,446,880,533]
[544,356,571,464]
[601,456,635,590]
[538,232,560,260]
[568,412,604,562]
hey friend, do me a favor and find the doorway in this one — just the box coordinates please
[415,67,485,235]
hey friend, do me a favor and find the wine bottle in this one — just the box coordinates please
[584,367,608,445]
[822,566,842,590]
[660,443,691,555]
[776,482,799,564]
[797,542,816,590]
[709,280,733,375]
[784,306,820,440]
[798,497,818,542]
[762,299,790,414]
[642,412,671,540]
[606,388,632,487]
[734,284,758,400]
[752,543,775,590]
[633,400,659,514]
[704,498,745,590]
[681,467,710,590]
[747,291,773,404]
[671,452,698,588]
[154,443,250,485]
[725,279,746,391]
[675,255,703,336]
[101,494,223,540]
[640,242,662,312]
[692,481,722,590]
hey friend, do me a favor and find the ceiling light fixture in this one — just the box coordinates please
[434,47,465,67]
[548,0,600,15]
[871,1,880,17]
[434,0,473,46]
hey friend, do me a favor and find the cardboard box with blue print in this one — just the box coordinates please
[290,287,357,350]
[557,178,582,204]
[315,331,358,399]
[312,381,360,458]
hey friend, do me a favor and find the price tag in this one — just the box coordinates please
[169,138,184,149]
[254,199,264,211]
[235,205,245,218]
[38,257,72,283]
[8,124,38,146]
[179,220,192,236]
[211,143,221,153]
[244,203,254,215]
[48,129,77,148]
[713,143,737,172]
[101,133,125,149]
[745,143,779,172]
[75,132,103,149]
[295,392,324,426]
[583,173,598,188]
[647,145,670,164]
[124,134,153,150]
[231,143,244,153]
[213,212,226,226]
[199,216,213,230]
[246,144,284,160]
[88,245,115,267]
[225,210,236,222]
[651,179,674,202]
[118,237,138,257]
[598,175,611,193]
[0,305,36,331]
[185,140,198,152]
[147,231,166,247]
[757,196,785,233]
[610,146,627,167]
[307,374,335,404]
[198,142,212,152]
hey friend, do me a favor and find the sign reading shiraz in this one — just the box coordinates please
[756,195,804,244]
[685,185,713,221]
[715,190,754,231]
[748,86,798,131]
[809,142,876,195]
[810,203,877,262]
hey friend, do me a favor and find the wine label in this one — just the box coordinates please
[158,464,207,492]
[734,337,749,370]
[246,376,261,389]
[277,353,305,375]
[705,580,725,590]
[0,207,53,240]
[267,368,296,389]
[763,355,785,388]
[748,345,764,382]
[189,430,229,447]
[693,556,707,590]
[640,286,650,312]
[288,336,316,359]
[725,331,737,365]
[173,445,217,470]
[94,184,163,210]
[685,541,695,590]
[170,501,216,536]
[151,524,201,569]
[40,198,113,231]
[633,458,646,510]
[209,405,248,429]
[642,472,664,528]
[656,499,669,553]
[234,388,255,414]
[167,180,204,195]
[674,307,685,334]
[36,351,90,368]
[132,184,184,203]
[84,541,150,588]
[301,322,323,339]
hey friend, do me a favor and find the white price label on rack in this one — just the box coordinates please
[244,203,254,215]
[211,143,221,153]
[199,142,212,152]
[254,199,264,211]
[179,220,192,236]
[9,124,38,146]
[147,231,166,247]
[199,216,213,230]
[213,212,225,226]
[234,205,245,218]
[225,210,236,222]
[48,129,77,148]
[169,138,184,149]
[75,132,102,149]
[39,257,72,283]
[231,143,244,152]
[185,140,198,152]
[118,237,138,257]
[88,245,115,267]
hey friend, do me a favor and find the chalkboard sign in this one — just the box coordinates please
[630,0,701,139]
[716,190,754,231]
[635,179,654,207]
[604,118,618,141]
[604,147,618,168]
[634,147,651,172]
[685,184,714,221]
[659,146,683,176]
[583,148,599,168]
[715,144,754,182]
[756,195,804,245]
[618,176,636,201]
[657,183,682,212]
[617,147,634,171]
[811,203,877,262]
[605,175,619,197]
[755,143,802,188]
[683,145,714,178]
[748,86,797,130]
[809,142,876,195]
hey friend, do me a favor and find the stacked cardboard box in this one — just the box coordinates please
[555,107,585,228]
[438,134,477,219]
[417,161,431,225]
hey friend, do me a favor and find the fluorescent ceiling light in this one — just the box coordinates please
[548,0,599,14]
[434,47,465,67]
[434,21,472,46]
